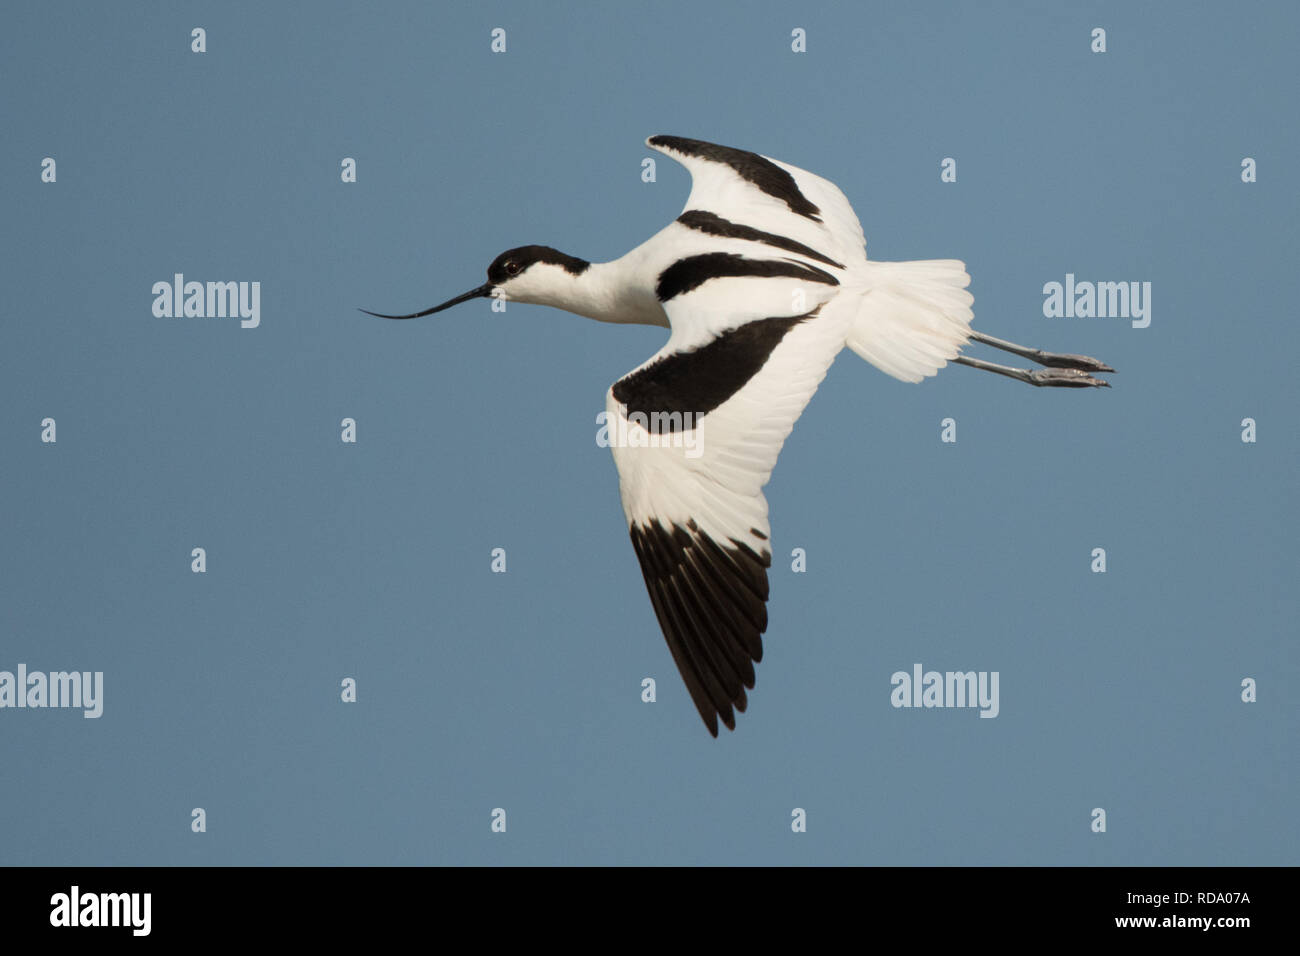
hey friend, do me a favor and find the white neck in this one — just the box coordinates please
[523,258,667,328]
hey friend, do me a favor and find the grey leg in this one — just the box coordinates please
[953,354,1111,388]
[968,330,1114,373]
[954,330,1114,388]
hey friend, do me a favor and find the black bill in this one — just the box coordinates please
[360,283,494,319]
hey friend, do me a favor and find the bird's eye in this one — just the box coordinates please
[504,259,521,276]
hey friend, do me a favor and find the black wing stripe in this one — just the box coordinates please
[655,252,837,302]
[677,210,844,269]
[612,308,819,435]
[648,135,823,222]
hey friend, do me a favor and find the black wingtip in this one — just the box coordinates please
[629,520,771,739]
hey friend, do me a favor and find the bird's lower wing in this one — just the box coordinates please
[607,287,854,735]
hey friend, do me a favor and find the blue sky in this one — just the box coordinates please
[2,0,1296,865]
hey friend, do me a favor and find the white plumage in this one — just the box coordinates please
[364,134,1112,735]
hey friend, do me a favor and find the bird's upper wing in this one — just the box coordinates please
[647,135,869,268]
[606,258,856,735]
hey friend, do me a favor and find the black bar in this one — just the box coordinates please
[0,866,1280,941]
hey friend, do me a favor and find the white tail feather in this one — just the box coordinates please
[846,259,975,383]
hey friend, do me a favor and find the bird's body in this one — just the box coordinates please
[365,135,1113,736]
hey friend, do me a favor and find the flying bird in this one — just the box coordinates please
[364,135,1112,736]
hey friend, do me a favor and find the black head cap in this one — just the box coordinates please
[487,245,591,284]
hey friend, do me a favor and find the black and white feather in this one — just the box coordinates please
[366,134,1103,736]
[605,136,974,734]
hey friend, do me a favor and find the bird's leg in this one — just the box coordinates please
[953,354,1110,387]
[954,330,1114,388]
[970,330,1114,372]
